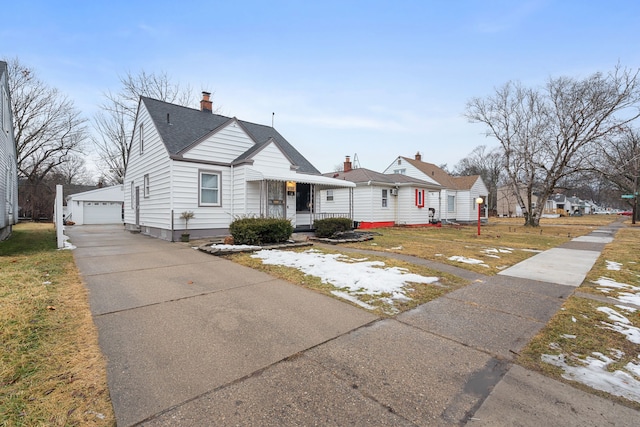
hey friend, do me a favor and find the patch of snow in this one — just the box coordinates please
[561,334,576,339]
[616,304,638,313]
[331,291,376,310]
[597,306,640,344]
[593,277,640,306]
[572,316,577,322]
[210,244,262,250]
[548,342,561,350]
[388,245,403,250]
[606,260,623,271]
[541,352,640,403]
[521,248,544,253]
[251,249,439,306]
[448,255,489,267]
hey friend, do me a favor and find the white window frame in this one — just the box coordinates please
[143,174,150,198]
[139,123,144,155]
[447,195,455,213]
[199,170,221,206]
[382,189,388,208]
[326,189,334,201]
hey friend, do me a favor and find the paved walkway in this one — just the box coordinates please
[67,220,639,426]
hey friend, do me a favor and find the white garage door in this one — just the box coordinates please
[84,201,123,224]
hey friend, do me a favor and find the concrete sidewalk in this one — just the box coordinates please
[68,222,639,426]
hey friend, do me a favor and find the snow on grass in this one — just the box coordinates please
[592,277,640,306]
[541,350,640,403]
[210,244,263,250]
[448,255,489,268]
[251,249,439,311]
[597,306,640,344]
[606,260,623,271]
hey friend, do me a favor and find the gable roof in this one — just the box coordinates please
[141,97,320,174]
[399,157,480,190]
[323,168,441,188]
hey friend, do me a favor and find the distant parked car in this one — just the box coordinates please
[620,211,633,216]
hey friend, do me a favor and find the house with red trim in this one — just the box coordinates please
[321,157,442,229]
[383,153,488,224]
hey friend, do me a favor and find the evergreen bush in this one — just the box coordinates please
[229,217,293,245]
[313,217,353,238]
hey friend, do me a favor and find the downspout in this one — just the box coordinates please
[230,165,234,220]
[394,186,398,225]
[170,160,175,242]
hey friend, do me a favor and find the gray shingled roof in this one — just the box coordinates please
[141,97,320,174]
[323,168,441,188]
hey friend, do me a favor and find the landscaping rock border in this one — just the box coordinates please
[198,241,313,255]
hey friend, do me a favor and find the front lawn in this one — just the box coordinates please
[342,216,617,274]
[0,223,114,426]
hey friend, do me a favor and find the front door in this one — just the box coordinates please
[267,181,285,218]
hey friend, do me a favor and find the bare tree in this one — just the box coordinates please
[51,154,94,185]
[452,145,504,214]
[5,57,88,218]
[596,127,640,223]
[466,66,640,226]
[93,70,198,184]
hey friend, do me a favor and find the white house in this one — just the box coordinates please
[321,156,442,228]
[65,185,124,225]
[384,153,488,224]
[0,61,18,241]
[123,93,355,241]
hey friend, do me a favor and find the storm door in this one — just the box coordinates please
[267,181,285,218]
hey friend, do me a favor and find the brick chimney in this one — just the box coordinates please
[344,156,352,172]
[415,151,422,161]
[200,91,212,113]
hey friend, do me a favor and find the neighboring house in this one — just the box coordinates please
[383,153,488,223]
[321,157,442,229]
[496,185,541,217]
[65,185,124,225]
[0,61,18,240]
[123,93,355,240]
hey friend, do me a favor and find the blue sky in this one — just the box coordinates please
[2,0,639,176]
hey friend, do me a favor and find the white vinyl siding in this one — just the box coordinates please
[123,104,172,229]
[199,171,221,206]
[182,120,254,163]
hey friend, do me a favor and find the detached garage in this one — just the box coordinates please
[65,185,124,225]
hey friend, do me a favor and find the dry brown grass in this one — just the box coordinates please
[518,220,640,409]
[342,216,617,274]
[0,223,114,426]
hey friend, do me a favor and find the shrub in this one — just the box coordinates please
[229,217,293,245]
[314,217,353,238]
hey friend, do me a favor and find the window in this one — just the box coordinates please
[393,169,406,175]
[382,189,388,207]
[415,189,425,208]
[200,171,221,206]
[143,174,150,198]
[139,123,144,155]
[326,189,334,201]
[447,195,455,213]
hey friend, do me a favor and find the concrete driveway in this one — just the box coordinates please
[67,224,639,426]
